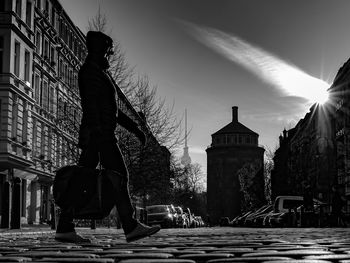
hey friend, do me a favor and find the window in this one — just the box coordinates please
[26,1,32,27]
[49,85,55,113]
[59,19,62,37]
[47,127,51,161]
[42,80,49,111]
[58,97,64,117]
[36,121,42,157]
[50,46,55,65]
[43,38,48,59]
[11,95,18,139]
[36,0,41,9]
[56,135,61,167]
[16,98,23,141]
[32,118,36,154]
[15,0,21,17]
[0,36,3,73]
[45,0,49,14]
[41,125,48,157]
[59,59,62,77]
[22,101,28,144]
[21,179,27,217]
[0,0,5,11]
[35,120,43,157]
[73,74,77,92]
[14,41,20,77]
[64,64,67,82]
[34,73,40,104]
[24,50,30,81]
[35,31,41,54]
[51,132,56,166]
[51,6,55,26]
[67,31,71,49]
[68,69,72,86]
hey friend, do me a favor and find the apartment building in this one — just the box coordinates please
[0,0,88,228]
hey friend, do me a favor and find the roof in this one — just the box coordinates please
[212,121,258,136]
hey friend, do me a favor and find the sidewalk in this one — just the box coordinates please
[0,224,55,236]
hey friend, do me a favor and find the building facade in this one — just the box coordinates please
[272,104,336,205]
[329,57,350,212]
[206,106,265,224]
[0,0,151,228]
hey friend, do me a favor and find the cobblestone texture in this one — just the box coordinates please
[0,227,349,262]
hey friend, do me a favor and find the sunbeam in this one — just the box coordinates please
[184,22,330,104]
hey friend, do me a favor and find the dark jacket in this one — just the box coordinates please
[78,55,141,148]
[78,55,117,147]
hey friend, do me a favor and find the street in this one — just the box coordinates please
[0,227,350,262]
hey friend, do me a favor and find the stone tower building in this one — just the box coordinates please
[206,106,265,224]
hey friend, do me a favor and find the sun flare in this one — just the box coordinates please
[279,68,330,104]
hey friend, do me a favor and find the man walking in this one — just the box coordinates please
[55,31,160,243]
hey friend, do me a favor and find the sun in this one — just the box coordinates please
[313,87,329,105]
[306,78,330,105]
[278,68,330,105]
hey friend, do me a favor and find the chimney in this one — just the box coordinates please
[232,106,238,122]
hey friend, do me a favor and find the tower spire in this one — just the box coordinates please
[181,109,191,166]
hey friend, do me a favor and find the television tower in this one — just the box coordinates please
[181,109,191,166]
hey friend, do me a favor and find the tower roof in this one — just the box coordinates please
[212,106,258,136]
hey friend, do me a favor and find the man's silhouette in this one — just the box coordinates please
[55,31,160,243]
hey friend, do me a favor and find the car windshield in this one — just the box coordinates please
[283,199,304,209]
[147,206,168,213]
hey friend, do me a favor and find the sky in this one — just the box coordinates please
[60,0,350,173]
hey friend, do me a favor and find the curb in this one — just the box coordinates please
[0,225,55,237]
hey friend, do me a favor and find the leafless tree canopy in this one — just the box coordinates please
[87,9,184,152]
[264,146,275,204]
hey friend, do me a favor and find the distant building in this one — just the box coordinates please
[206,106,265,224]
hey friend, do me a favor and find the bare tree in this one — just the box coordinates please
[237,160,266,212]
[88,10,184,151]
[87,6,107,32]
[264,146,275,204]
[125,75,184,151]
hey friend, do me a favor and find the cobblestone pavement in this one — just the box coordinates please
[0,227,350,262]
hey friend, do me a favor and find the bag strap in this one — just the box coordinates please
[97,153,102,208]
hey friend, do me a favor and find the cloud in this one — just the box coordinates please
[181,21,329,104]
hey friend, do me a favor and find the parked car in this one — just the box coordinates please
[252,207,274,227]
[167,204,179,227]
[195,216,205,227]
[231,210,255,227]
[175,206,189,228]
[185,208,196,228]
[267,196,326,227]
[146,205,174,228]
[244,205,273,226]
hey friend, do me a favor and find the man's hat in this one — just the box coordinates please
[86,31,113,54]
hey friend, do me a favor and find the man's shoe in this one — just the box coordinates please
[55,232,91,243]
[126,222,160,243]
